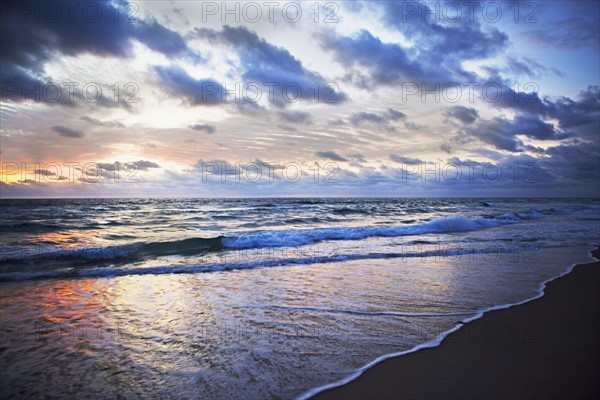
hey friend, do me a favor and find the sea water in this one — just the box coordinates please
[1,198,598,398]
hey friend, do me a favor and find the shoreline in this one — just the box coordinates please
[308,246,600,400]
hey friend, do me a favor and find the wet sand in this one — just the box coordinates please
[315,247,600,399]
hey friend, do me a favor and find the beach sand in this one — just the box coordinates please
[315,247,600,399]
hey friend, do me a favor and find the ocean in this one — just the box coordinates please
[1,198,599,398]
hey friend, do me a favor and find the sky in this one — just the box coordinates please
[0,0,599,198]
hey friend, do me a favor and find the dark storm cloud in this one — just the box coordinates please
[543,143,600,180]
[485,72,555,117]
[317,5,595,151]
[194,25,347,106]
[0,63,76,106]
[461,114,570,153]
[461,118,522,153]
[189,124,216,134]
[479,68,598,137]
[315,151,347,162]
[377,1,509,60]
[154,66,224,106]
[321,2,508,87]
[51,125,84,138]
[438,154,560,188]
[134,17,189,56]
[457,143,600,187]
[545,86,600,131]
[0,0,194,105]
[510,115,569,141]
[492,83,600,138]
[444,106,479,124]
[319,30,431,86]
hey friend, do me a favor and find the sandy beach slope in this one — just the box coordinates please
[315,248,600,399]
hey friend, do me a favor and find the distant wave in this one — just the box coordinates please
[0,236,225,263]
[332,208,370,215]
[222,215,518,249]
[1,215,520,266]
[0,244,539,282]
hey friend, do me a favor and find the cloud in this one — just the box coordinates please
[350,112,386,125]
[350,108,416,131]
[461,114,570,153]
[327,117,347,126]
[511,115,569,140]
[386,109,408,121]
[195,25,348,106]
[474,71,598,141]
[96,160,160,173]
[29,169,68,181]
[133,160,161,171]
[319,30,430,86]
[543,142,600,179]
[440,143,453,154]
[154,65,224,106]
[488,80,599,138]
[191,159,244,176]
[444,106,479,124]
[377,1,509,60]
[315,151,347,162]
[546,86,600,131]
[33,169,56,176]
[352,109,407,124]
[524,17,600,50]
[278,111,312,124]
[460,118,521,152]
[0,0,194,105]
[133,17,189,56]
[320,3,508,88]
[348,153,366,163]
[189,124,216,134]
[80,116,125,128]
[230,100,267,117]
[277,124,297,132]
[51,125,84,138]
[501,56,563,79]
[389,154,423,164]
